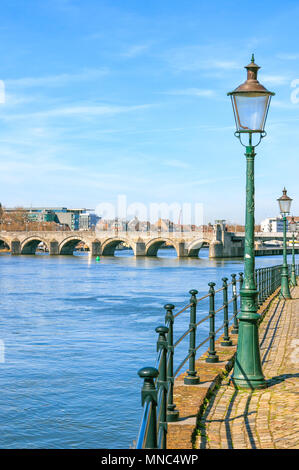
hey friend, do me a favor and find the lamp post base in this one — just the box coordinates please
[231,304,267,390]
[184,372,200,385]
[206,354,219,363]
[290,270,297,287]
[230,377,267,390]
[280,268,291,298]
[167,409,179,422]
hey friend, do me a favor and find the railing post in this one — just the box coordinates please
[238,271,244,310]
[265,268,269,301]
[164,304,179,422]
[206,282,219,363]
[155,325,169,449]
[138,367,159,449]
[291,234,297,286]
[231,274,239,334]
[221,277,233,346]
[184,289,200,385]
[256,269,260,306]
[260,269,265,304]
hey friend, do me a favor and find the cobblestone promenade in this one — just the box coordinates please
[196,285,299,449]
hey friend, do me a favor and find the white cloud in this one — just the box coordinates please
[276,53,299,60]
[0,80,5,103]
[259,74,289,85]
[271,100,297,110]
[160,88,215,97]
[121,43,151,58]
[164,159,191,169]
[0,103,154,121]
[166,46,240,72]
[5,68,109,88]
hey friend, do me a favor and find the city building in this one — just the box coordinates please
[4,207,94,230]
[261,217,285,233]
[79,212,101,230]
[27,209,57,223]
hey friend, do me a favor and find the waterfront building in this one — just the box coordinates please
[261,216,285,233]
[27,209,56,223]
[79,212,101,230]
[4,207,93,230]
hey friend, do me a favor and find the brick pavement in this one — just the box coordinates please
[195,285,299,449]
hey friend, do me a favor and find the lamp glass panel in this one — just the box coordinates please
[278,199,292,214]
[289,222,297,232]
[232,93,271,132]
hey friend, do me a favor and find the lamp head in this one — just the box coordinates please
[228,55,274,137]
[277,188,292,215]
[289,216,297,233]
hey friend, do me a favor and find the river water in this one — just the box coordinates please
[0,249,295,448]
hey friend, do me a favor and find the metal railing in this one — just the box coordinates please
[136,264,290,449]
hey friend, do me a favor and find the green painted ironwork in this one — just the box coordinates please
[137,367,159,449]
[221,277,233,346]
[290,233,297,287]
[164,304,179,423]
[206,282,219,363]
[136,264,293,448]
[231,145,266,390]
[155,325,168,449]
[280,215,292,298]
[231,274,239,334]
[184,290,200,384]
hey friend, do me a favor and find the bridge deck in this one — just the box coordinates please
[195,285,299,449]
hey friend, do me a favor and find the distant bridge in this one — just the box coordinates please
[0,226,297,258]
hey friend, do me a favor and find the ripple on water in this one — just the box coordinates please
[0,249,293,448]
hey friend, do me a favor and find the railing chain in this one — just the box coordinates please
[164,304,179,422]
[221,277,233,346]
[231,273,239,334]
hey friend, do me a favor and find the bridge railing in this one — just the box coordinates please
[136,264,291,449]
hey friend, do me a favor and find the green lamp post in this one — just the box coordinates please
[228,55,274,390]
[289,216,297,286]
[288,216,297,287]
[277,188,292,298]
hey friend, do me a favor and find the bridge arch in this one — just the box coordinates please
[101,238,135,256]
[59,236,90,255]
[187,239,210,258]
[145,238,181,257]
[0,236,11,251]
[21,236,49,255]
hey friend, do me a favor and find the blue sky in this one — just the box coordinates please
[0,0,299,223]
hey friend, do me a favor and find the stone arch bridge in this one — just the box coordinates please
[0,227,294,258]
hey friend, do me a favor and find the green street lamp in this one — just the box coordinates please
[228,55,274,390]
[277,188,292,298]
[288,215,297,287]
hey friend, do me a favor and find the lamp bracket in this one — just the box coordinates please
[234,130,266,148]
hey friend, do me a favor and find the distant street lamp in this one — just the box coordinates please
[277,188,292,298]
[288,215,297,287]
[228,55,274,390]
